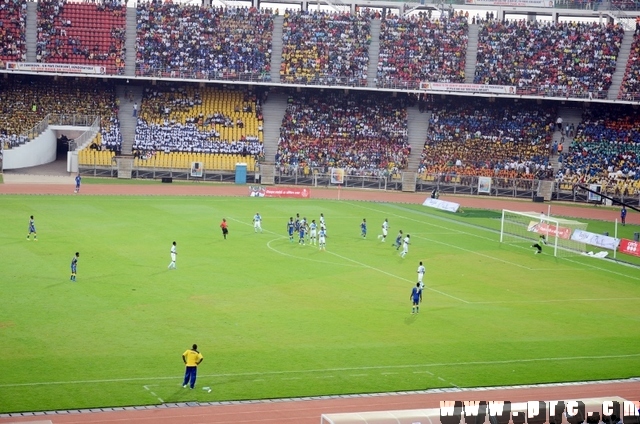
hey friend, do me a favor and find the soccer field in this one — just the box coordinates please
[0,195,639,413]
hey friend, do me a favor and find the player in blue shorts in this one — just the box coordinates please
[294,213,300,233]
[360,219,367,238]
[70,252,79,282]
[393,230,403,250]
[27,215,37,241]
[410,282,422,314]
[74,174,82,194]
[287,217,295,243]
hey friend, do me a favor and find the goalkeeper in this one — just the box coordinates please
[531,234,547,254]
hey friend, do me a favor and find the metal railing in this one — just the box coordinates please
[75,160,640,206]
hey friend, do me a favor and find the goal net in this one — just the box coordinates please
[500,210,588,257]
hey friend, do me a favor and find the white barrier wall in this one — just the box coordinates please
[3,128,57,170]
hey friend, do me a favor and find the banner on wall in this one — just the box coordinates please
[619,239,640,257]
[588,184,602,202]
[571,229,620,250]
[190,162,203,178]
[420,82,517,95]
[330,168,345,184]
[5,62,106,74]
[249,186,311,199]
[477,176,492,194]
[422,198,460,213]
[465,0,554,6]
[527,221,572,240]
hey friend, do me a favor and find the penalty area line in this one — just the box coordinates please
[143,385,164,403]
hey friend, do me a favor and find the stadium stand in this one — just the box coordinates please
[619,33,640,101]
[377,11,468,89]
[132,85,263,171]
[474,20,624,99]
[276,90,410,176]
[419,98,556,180]
[280,9,371,86]
[0,0,26,63]
[0,77,119,152]
[558,105,640,196]
[135,3,274,81]
[36,0,126,75]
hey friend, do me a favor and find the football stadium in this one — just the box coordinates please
[1,0,640,422]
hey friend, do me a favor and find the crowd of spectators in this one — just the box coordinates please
[475,20,624,99]
[133,85,264,157]
[0,0,26,62]
[558,105,640,196]
[618,33,640,101]
[136,2,274,81]
[0,76,120,150]
[377,11,468,89]
[36,0,126,75]
[277,90,411,176]
[610,0,638,9]
[280,9,371,86]
[419,98,556,179]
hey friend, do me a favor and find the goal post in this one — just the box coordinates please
[500,210,588,257]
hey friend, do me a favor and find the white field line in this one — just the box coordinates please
[474,297,640,304]
[352,203,640,281]
[229,216,470,303]
[2,354,639,388]
[143,385,164,403]
[326,249,470,304]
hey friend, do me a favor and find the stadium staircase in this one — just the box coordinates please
[406,106,430,172]
[25,2,37,62]
[261,92,289,162]
[607,29,634,100]
[116,84,143,155]
[366,18,381,88]
[541,101,582,199]
[464,24,479,84]
[269,15,284,83]
[123,7,138,77]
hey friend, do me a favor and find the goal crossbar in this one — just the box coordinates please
[500,210,588,257]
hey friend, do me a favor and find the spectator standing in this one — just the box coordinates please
[182,344,203,389]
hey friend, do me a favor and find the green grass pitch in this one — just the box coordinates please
[0,194,639,413]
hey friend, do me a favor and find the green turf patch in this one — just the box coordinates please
[0,196,638,413]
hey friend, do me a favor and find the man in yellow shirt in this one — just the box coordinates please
[182,344,203,389]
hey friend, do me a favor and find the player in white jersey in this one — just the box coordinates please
[377,218,389,242]
[417,261,425,289]
[319,213,326,235]
[400,234,410,258]
[253,212,263,233]
[309,220,318,245]
[168,241,177,269]
[318,228,326,251]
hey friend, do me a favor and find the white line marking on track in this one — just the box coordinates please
[4,354,639,388]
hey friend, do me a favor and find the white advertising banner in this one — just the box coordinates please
[571,229,620,250]
[5,62,106,75]
[478,176,492,194]
[422,198,460,213]
[420,82,516,95]
[465,0,554,6]
[330,168,345,184]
